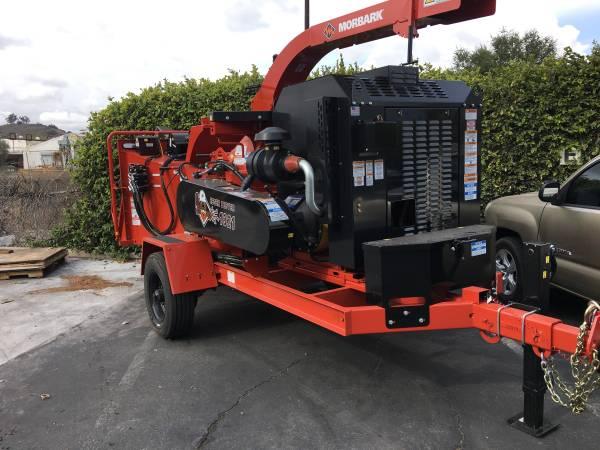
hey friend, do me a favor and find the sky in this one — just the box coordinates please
[0,0,598,132]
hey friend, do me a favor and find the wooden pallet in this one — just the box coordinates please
[0,247,67,280]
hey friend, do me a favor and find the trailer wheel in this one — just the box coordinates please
[496,237,523,302]
[144,252,197,339]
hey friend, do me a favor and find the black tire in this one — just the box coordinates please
[144,252,197,339]
[496,236,523,302]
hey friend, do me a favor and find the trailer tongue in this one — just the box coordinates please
[107,0,600,437]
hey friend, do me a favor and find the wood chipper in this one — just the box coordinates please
[107,0,600,437]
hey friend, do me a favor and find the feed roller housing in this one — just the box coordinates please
[274,65,482,270]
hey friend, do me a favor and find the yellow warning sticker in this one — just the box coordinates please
[424,0,450,7]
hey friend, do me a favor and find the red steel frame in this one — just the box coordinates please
[106,0,600,362]
[210,254,600,358]
[252,0,496,110]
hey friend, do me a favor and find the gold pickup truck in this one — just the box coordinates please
[485,156,600,302]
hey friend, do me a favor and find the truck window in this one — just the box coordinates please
[566,163,600,208]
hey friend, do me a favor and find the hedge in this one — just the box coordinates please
[51,50,599,256]
[422,46,599,205]
[50,69,263,256]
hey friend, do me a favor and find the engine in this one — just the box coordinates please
[119,65,483,272]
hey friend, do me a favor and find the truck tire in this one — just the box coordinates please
[496,237,523,302]
[144,252,197,339]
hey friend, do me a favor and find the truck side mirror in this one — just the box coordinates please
[539,180,560,203]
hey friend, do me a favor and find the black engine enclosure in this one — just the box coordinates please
[273,65,482,269]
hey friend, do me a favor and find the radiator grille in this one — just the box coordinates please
[360,78,447,99]
[400,119,454,234]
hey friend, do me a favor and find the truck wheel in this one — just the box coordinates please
[144,252,197,339]
[496,237,523,302]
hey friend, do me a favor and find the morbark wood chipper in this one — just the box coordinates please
[107,0,600,437]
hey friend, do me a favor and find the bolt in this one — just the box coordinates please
[388,320,395,326]
[403,310,410,316]
[418,318,425,324]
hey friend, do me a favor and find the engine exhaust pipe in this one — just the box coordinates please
[298,158,322,216]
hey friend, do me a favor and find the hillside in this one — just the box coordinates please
[0,123,66,141]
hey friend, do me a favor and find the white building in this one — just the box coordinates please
[21,133,80,169]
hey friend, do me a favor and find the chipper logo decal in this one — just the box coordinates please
[195,190,237,230]
[338,9,384,33]
[324,23,336,39]
[195,190,213,227]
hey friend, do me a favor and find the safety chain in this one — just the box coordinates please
[541,301,600,414]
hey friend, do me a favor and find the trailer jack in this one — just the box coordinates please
[508,344,559,437]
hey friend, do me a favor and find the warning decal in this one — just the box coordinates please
[131,199,140,226]
[464,126,479,201]
[353,161,365,187]
[374,159,384,180]
[465,109,478,121]
[424,0,450,7]
[365,160,374,187]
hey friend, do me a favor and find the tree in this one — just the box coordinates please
[5,113,17,124]
[311,53,365,78]
[453,29,557,72]
[0,140,9,166]
[17,115,30,124]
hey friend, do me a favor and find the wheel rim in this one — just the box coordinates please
[496,248,518,296]
[149,277,166,326]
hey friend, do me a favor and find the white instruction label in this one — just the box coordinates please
[365,160,374,187]
[227,270,236,284]
[353,161,365,187]
[259,199,288,223]
[374,159,384,180]
[465,165,478,175]
[351,106,361,117]
[465,109,478,120]
[131,199,140,226]
[465,130,478,144]
[465,143,478,157]
[471,240,487,257]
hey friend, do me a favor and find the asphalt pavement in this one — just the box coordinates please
[0,262,599,449]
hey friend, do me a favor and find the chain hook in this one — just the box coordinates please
[540,301,600,414]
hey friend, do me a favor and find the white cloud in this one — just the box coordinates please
[39,111,88,129]
[0,0,594,131]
